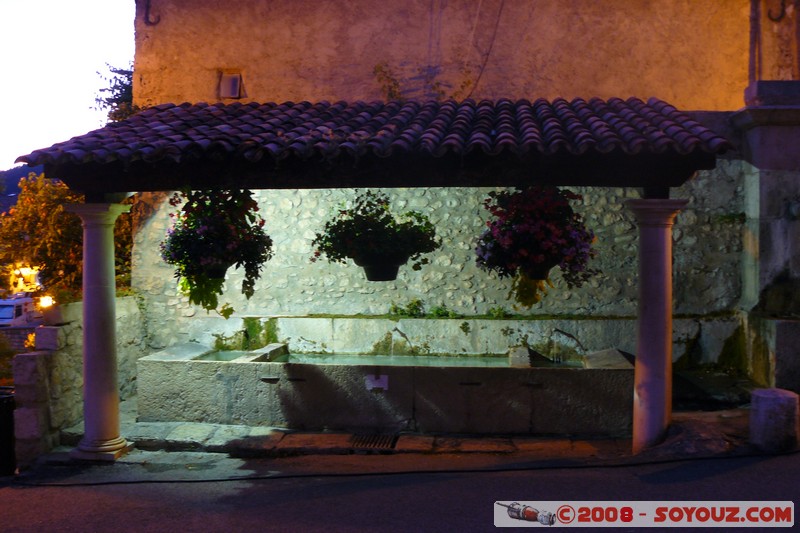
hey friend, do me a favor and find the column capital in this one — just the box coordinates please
[626,198,689,226]
[66,202,131,224]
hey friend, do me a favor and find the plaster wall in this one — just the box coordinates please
[133,0,749,111]
[756,0,800,82]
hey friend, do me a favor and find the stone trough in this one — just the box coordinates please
[137,341,634,436]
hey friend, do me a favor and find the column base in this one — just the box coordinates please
[70,436,133,462]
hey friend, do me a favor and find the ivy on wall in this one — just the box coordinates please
[373,60,476,101]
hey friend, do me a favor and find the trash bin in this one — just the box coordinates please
[0,386,15,475]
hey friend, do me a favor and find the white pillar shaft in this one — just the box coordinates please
[627,199,688,454]
[67,203,131,460]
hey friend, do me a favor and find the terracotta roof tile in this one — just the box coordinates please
[18,97,730,169]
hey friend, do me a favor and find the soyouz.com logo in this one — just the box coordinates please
[494,501,794,527]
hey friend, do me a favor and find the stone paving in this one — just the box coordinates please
[57,396,756,467]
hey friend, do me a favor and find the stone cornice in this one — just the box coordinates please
[731,106,800,130]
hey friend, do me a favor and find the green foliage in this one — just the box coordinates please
[369,331,429,356]
[487,306,511,319]
[0,335,15,386]
[211,317,269,351]
[428,304,461,318]
[714,213,747,224]
[263,317,279,345]
[95,63,140,123]
[388,299,463,318]
[373,62,403,100]
[389,298,425,318]
[374,60,477,102]
[716,325,749,378]
[450,61,475,101]
[509,275,554,308]
[0,173,133,301]
[0,174,83,297]
[113,195,138,292]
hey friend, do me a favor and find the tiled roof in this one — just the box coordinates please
[19,97,730,167]
[16,97,732,195]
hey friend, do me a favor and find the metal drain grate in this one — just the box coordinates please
[351,433,398,450]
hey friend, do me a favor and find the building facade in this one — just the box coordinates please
[126,0,799,384]
[16,0,800,463]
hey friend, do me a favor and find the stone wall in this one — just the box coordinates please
[133,160,746,352]
[12,297,148,466]
[741,165,800,310]
[208,316,741,366]
[0,327,36,352]
[134,0,749,111]
[137,344,634,436]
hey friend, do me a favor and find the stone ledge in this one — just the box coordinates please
[274,433,354,455]
[745,81,800,107]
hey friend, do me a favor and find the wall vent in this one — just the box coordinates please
[219,72,242,99]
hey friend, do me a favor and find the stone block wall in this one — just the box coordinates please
[11,351,57,464]
[742,317,800,392]
[12,297,148,466]
[138,352,634,436]
[133,161,746,351]
[222,316,741,365]
[0,327,36,352]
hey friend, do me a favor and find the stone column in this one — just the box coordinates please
[66,203,131,461]
[627,199,688,454]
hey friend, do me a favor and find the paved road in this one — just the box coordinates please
[1,452,797,531]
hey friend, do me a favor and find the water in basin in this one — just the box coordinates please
[195,350,251,362]
[271,353,511,367]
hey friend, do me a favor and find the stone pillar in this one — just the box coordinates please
[733,81,800,393]
[66,203,131,461]
[733,82,800,309]
[627,199,688,454]
[750,388,800,453]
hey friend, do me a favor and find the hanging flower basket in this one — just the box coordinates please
[521,257,560,282]
[353,257,407,282]
[311,191,440,281]
[200,262,232,280]
[475,186,599,307]
[160,189,274,317]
